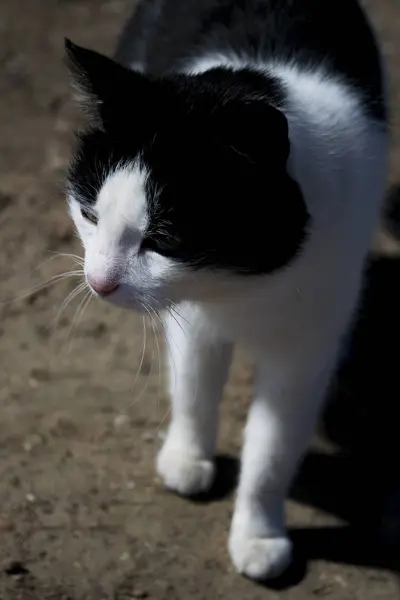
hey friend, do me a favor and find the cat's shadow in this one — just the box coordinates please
[194,249,400,589]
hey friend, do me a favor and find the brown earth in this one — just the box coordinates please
[0,1,399,599]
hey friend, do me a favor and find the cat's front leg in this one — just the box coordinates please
[229,355,334,580]
[157,307,232,496]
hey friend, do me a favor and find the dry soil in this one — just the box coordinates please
[0,1,400,599]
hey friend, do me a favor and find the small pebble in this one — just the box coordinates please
[30,368,49,382]
[23,434,42,452]
[131,590,149,599]
[334,575,347,588]
[114,413,130,429]
[119,551,130,562]
[26,493,35,503]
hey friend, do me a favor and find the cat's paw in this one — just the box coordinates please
[156,446,215,496]
[228,532,292,581]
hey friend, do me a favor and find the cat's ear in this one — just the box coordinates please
[64,39,148,127]
[212,99,308,256]
[214,100,290,166]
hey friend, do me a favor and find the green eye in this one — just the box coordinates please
[81,207,98,225]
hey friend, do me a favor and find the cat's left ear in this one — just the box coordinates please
[214,99,290,167]
[64,39,148,127]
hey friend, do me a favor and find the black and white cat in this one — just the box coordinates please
[65,0,388,581]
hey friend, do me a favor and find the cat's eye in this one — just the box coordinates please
[81,207,98,225]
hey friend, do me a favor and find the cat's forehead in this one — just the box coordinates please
[97,164,148,228]
[67,127,143,205]
[68,120,195,208]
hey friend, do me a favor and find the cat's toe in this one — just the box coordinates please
[228,532,292,580]
[156,446,215,496]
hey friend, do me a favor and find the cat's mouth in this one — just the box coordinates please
[86,276,169,315]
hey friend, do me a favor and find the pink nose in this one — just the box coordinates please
[87,275,119,296]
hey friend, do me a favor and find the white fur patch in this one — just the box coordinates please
[96,164,149,236]
[69,163,184,310]
[74,164,148,283]
[154,53,388,581]
[69,50,388,581]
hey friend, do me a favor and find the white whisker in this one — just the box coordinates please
[126,313,157,410]
[51,280,87,330]
[147,304,179,404]
[67,289,92,353]
[126,315,147,405]
[127,347,155,411]
[48,251,85,266]
[156,403,171,434]
[1,270,85,306]
[142,304,162,390]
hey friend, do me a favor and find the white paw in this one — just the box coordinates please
[228,532,292,580]
[156,445,215,496]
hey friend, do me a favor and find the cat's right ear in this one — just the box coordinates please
[65,39,109,125]
[64,38,148,127]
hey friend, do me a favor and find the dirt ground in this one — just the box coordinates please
[0,1,400,599]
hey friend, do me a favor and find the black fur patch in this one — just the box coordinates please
[67,1,386,275]
[66,42,309,274]
[116,0,386,122]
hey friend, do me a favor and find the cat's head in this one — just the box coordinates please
[65,40,308,312]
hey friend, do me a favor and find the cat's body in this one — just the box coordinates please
[65,0,388,580]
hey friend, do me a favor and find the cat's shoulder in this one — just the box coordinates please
[116,0,386,122]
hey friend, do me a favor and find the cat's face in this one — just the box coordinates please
[65,41,308,312]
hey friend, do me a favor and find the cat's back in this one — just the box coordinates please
[116,0,385,121]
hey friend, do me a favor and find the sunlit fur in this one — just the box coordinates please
[66,0,388,581]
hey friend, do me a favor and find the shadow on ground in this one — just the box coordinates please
[196,237,400,590]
